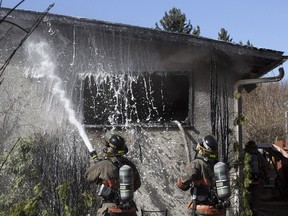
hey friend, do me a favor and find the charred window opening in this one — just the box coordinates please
[83,72,190,127]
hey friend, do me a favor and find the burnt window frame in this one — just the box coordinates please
[81,71,192,128]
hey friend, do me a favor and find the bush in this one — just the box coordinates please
[0,133,99,216]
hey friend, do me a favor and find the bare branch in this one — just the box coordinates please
[0,137,21,172]
[243,81,288,143]
[0,3,55,83]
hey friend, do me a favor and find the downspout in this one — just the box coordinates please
[233,67,284,213]
[234,67,284,153]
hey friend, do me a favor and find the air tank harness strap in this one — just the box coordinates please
[98,179,119,203]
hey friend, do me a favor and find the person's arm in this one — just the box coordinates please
[177,178,192,191]
[177,161,198,191]
[259,153,269,180]
[85,160,118,183]
[85,162,102,183]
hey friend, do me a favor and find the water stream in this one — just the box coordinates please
[24,40,94,152]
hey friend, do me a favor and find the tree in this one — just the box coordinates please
[218,28,233,42]
[155,7,200,36]
[239,40,254,47]
[242,80,288,143]
[246,40,253,47]
[192,25,200,36]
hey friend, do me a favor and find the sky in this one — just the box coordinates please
[1,0,288,75]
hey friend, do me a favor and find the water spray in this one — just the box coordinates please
[25,40,97,159]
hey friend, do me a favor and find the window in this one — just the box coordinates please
[83,72,190,127]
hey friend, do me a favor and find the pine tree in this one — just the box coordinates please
[155,7,200,36]
[246,40,253,47]
[218,28,233,42]
[192,25,200,36]
[239,40,254,47]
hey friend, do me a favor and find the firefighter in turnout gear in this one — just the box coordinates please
[244,140,269,216]
[85,134,141,216]
[177,135,229,216]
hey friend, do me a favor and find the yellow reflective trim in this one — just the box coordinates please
[117,150,125,154]
[109,143,116,149]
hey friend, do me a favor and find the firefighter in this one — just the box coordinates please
[177,135,226,216]
[85,134,141,216]
[244,140,269,216]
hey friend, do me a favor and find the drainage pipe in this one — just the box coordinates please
[233,67,284,214]
[234,67,284,156]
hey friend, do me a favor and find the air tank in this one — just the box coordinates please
[214,161,231,200]
[119,165,134,203]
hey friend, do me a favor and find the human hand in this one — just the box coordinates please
[89,149,99,161]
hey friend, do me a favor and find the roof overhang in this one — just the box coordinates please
[0,7,287,79]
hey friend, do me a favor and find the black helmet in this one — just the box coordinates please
[202,135,218,152]
[196,135,218,159]
[244,140,257,152]
[103,134,128,157]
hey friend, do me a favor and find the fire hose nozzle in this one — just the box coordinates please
[89,149,98,161]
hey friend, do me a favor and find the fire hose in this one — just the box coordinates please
[172,120,197,216]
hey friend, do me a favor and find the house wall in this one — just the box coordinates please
[0,9,237,215]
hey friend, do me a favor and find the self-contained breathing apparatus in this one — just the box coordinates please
[189,161,231,215]
[213,162,231,209]
[97,162,135,209]
[189,135,231,216]
[89,134,137,215]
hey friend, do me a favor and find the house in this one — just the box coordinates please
[0,7,286,215]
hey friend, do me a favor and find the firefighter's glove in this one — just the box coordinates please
[177,178,191,191]
[89,150,99,163]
